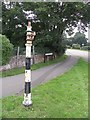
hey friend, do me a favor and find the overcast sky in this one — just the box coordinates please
[67,27,88,39]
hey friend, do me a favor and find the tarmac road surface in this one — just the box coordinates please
[1,55,78,98]
[1,49,89,98]
[66,49,89,62]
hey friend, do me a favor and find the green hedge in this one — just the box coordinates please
[66,45,71,49]
[81,46,90,50]
[0,34,13,65]
[72,44,81,49]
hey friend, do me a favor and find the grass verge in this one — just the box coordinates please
[1,58,88,118]
[1,55,67,77]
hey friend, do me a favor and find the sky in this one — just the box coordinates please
[66,27,88,39]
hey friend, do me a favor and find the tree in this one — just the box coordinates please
[72,32,87,47]
[2,2,90,55]
[2,2,26,47]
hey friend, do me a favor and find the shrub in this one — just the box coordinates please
[66,45,71,49]
[72,44,81,49]
[0,34,13,65]
[81,46,90,50]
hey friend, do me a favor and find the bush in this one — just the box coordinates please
[66,45,71,49]
[81,46,90,50]
[72,44,81,49]
[0,34,13,65]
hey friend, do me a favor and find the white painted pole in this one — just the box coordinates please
[23,21,36,107]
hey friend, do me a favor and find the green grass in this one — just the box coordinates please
[1,55,67,77]
[1,59,88,118]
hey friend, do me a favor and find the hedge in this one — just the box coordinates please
[0,34,13,65]
[81,46,90,50]
[72,44,81,49]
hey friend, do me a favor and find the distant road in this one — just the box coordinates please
[66,49,89,62]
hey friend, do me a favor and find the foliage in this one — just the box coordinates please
[81,45,90,50]
[64,32,88,47]
[86,42,90,46]
[63,39,73,47]
[2,59,88,118]
[62,32,73,47]
[0,34,13,65]
[2,2,26,47]
[72,32,87,47]
[2,2,90,54]
[72,43,81,49]
[66,45,71,49]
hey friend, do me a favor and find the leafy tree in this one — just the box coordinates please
[2,2,90,55]
[23,2,90,54]
[72,32,87,47]
[62,37,73,47]
[2,2,26,47]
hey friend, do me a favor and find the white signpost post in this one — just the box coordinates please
[23,21,36,107]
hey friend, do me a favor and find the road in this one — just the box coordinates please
[0,49,89,98]
[66,49,89,62]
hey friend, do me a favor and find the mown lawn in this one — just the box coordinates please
[1,59,88,118]
[1,55,67,77]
